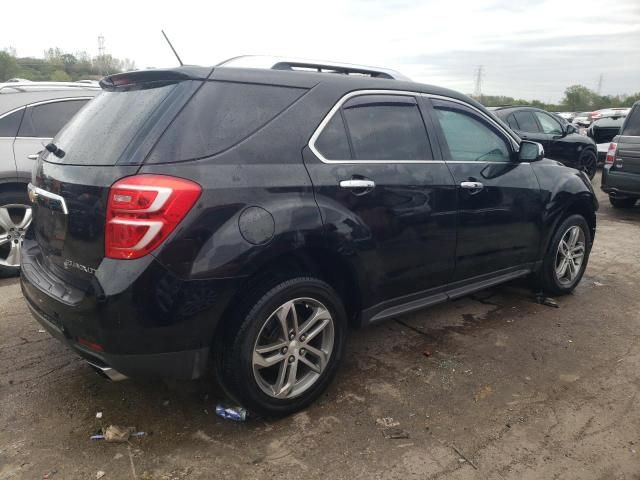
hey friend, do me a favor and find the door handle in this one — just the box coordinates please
[460,181,484,190]
[27,154,39,160]
[339,179,376,189]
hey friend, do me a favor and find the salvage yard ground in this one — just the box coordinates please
[1,171,639,480]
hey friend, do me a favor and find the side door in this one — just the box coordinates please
[533,110,571,164]
[0,108,25,180]
[13,98,89,179]
[304,92,457,307]
[426,97,543,281]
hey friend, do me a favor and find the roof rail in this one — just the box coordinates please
[0,81,101,94]
[216,55,411,81]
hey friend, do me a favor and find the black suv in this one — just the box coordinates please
[21,59,598,416]
[601,101,640,208]
[491,106,598,179]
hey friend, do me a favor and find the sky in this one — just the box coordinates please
[3,0,639,102]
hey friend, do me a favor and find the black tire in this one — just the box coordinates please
[579,149,597,180]
[0,188,30,279]
[218,276,347,417]
[538,214,592,296]
[609,195,637,209]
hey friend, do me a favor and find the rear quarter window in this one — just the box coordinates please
[147,81,307,163]
[622,107,640,136]
[19,99,88,138]
[0,108,24,137]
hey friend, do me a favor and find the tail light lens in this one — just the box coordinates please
[605,142,618,165]
[106,175,201,259]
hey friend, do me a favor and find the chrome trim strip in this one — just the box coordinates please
[308,89,521,165]
[0,105,26,121]
[27,183,69,215]
[26,96,94,108]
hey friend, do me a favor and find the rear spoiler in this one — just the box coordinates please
[100,66,213,91]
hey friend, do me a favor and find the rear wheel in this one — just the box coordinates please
[0,189,32,278]
[579,149,597,179]
[609,195,637,209]
[218,277,347,417]
[538,214,591,295]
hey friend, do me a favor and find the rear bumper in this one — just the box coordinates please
[20,239,242,379]
[601,167,640,198]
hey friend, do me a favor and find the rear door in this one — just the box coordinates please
[616,105,640,174]
[427,98,542,281]
[0,107,24,179]
[304,91,457,305]
[511,110,546,145]
[13,98,90,177]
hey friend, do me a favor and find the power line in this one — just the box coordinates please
[596,73,603,95]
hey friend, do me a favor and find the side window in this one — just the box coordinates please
[513,111,540,133]
[340,95,432,160]
[18,99,88,138]
[622,106,640,136]
[315,112,351,160]
[505,113,519,130]
[534,112,563,135]
[0,108,25,137]
[433,104,511,162]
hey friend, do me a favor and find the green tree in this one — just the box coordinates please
[51,69,72,82]
[562,85,596,111]
[0,51,19,81]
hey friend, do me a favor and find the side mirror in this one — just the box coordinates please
[518,140,544,162]
[565,124,577,135]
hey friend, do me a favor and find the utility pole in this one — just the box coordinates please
[474,65,484,98]
[97,35,105,75]
[596,73,603,95]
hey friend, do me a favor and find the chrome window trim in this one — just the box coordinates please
[25,96,93,109]
[308,89,521,164]
[0,105,26,121]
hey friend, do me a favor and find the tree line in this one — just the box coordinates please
[474,85,640,113]
[0,48,136,82]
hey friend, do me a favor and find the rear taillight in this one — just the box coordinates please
[105,175,201,260]
[605,142,618,165]
[591,112,600,119]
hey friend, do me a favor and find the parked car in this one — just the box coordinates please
[601,101,640,208]
[587,115,627,163]
[21,58,598,417]
[556,112,576,123]
[491,106,598,178]
[592,107,630,120]
[0,81,100,276]
[573,112,595,127]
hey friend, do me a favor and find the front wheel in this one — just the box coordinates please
[538,214,591,296]
[218,277,347,417]
[579,149,597,180]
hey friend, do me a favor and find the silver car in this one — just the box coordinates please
[0,81,99,276]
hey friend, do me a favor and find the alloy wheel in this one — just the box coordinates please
[554,225,586,286]
[252,297,335,399]
[0,204,33,268]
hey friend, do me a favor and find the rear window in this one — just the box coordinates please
[622,107,640,136]
[50,84,179,165]
[0,108,24,137]
[19,99,88,138]
[147,81,307,163]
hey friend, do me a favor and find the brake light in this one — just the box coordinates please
[105,175,201,259]
[605,142,618,165]
[591,112,600,119]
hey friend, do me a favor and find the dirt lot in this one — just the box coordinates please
[1,171,640,480]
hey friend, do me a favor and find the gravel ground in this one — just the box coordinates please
[1,171,640,480]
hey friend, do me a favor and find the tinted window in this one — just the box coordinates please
[151,81,306,162]
[19,100,87,138]
[315,112,351,159]
[52,84,179,165]
[513,111,540,133]
[622,106,640,136]
[534,112,563,135]
[0,109,24,137]
[506,113,519,130]
[341,95,431,160]
[435,107,510,162]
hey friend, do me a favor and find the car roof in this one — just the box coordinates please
[0,83,100,115]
